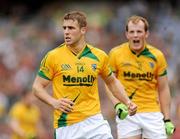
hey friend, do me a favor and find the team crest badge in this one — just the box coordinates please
[91,64,97,71]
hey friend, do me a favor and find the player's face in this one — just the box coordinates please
[63,19,86,46]
[126,20,149,53]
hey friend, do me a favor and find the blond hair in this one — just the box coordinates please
[63,11,87,28]
[126,15,149,32]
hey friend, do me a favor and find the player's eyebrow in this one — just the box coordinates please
[63,26,75,29]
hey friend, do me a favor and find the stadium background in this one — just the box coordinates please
[0,0,180,138]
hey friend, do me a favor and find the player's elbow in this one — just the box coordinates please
[32,82,39,98]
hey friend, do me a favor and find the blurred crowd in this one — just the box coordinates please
[0,1,180,139]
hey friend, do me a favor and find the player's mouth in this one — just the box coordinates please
[65,37,71,42]
[133,40,140,45]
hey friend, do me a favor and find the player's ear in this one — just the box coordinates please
[125,31,130,39]
[81,27,86,34]
[81,27,87,34]
[145,30,149,38]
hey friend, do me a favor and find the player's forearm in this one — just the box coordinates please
[158,76,172,119]
[113,83,131,106]
[107,78,130,105]
[159,90,171,119]
[105,85,119,105]
[32,84,56,107]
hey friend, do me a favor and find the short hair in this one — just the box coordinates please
[126,15,149,32]
[63,11,87,28]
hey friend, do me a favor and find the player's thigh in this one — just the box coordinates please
[139,112,167,139]
[116,115,142,139]
[84,114,113,139]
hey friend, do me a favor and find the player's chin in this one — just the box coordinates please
[65,42,70,46]
[65,41,73,45]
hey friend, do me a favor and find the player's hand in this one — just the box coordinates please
[164,119,175,136]
[127,101,137,116]
[114,103,128,120]
[52,98,74,113]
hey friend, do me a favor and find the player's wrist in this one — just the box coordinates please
[125,99,131,106]
[114,103,128,120]
[114,102,126,110]
[114,102,121,109]
[163,118,175,136]
[163,119,171,122]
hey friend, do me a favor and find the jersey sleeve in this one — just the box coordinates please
[108,49,117,73]
[38,52,55,80]
[157,52,167,77]
[100,53,112,79]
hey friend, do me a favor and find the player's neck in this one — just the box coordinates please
[130,44,146,55]
[67,39,86,55]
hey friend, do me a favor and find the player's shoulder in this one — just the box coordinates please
[146,43,164,56]
[49,43,65,53]
[44,43,65,58]
[110,42,128,54]
[87,43,107,55]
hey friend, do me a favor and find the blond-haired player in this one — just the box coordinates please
[108,15,175,139]
[32,11,137,139]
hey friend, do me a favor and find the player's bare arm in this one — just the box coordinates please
[158,75,171,120]
[32,76,74,113]
[104,73,137,116]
